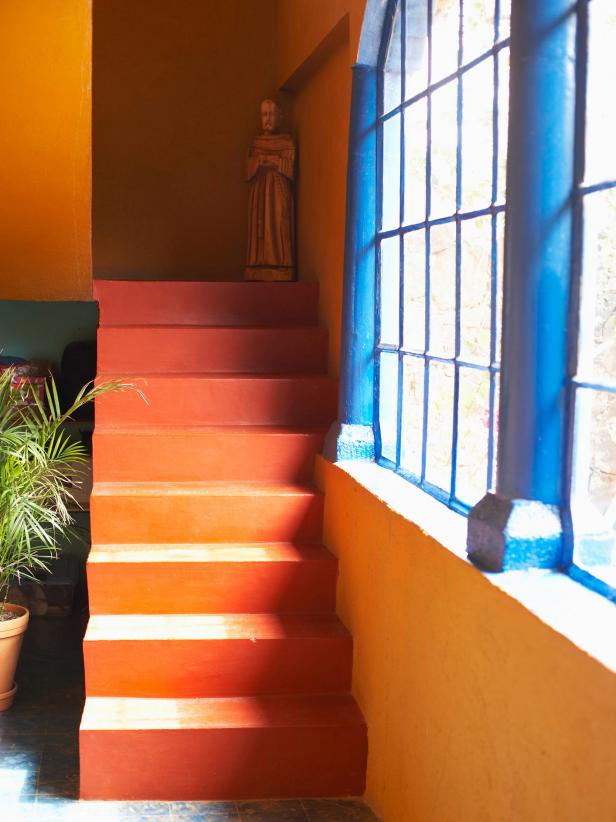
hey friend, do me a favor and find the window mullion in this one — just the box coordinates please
[486,3,502,492]
[420,0,434,485]
[394,0,407,469]
[450,0,464,505]
[467,0,577,572]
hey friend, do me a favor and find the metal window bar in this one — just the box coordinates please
[563,0,616,600]
[375,0,510,513]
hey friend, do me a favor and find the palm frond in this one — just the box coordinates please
[0,369,130,600]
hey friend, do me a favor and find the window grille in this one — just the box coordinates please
[566,0,616,594]
[376,0,511,510]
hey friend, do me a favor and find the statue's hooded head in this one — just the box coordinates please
[260,99,282,135]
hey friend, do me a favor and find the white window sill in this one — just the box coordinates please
[334,459,616,675]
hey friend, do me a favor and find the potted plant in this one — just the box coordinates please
[0,367,127,710]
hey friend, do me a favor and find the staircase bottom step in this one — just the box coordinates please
[79,694,367,800]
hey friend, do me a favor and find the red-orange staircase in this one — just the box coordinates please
[79,280,367,800]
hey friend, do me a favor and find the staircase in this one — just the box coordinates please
[79,280,367,800]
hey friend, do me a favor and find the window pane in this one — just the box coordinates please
[383,4,402,114]
[380,236,401,346]
[462,0,495,65]
[577,188,616,384]
[432,0,460,83]
[430,80,459,218]
[382,115,401,230]
[572,388,616,570]
[461,58,494,212]
[425,360,454,491]
[429,222,456,357]
[405,0,429,99]
[404,100,427,225]
[495,211,505,362]
[460,216,492,364]
[496,48,510,205]
[585,0,616,185]
[455,366,491,505]
[403,231,426,352]
[490,372,500,488]
[379,352,400,462]
[498,0,511,42]
[400,356,425,476]
[375,0,505,512]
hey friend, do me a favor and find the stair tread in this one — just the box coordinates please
[100,324,323,331]
[85,613,349,642]
[88,542,333,563]
[95,280,316,287]
[94,424,328,435]
[98,372,335,380]
[92,481,320,497]
[81,693,365,731]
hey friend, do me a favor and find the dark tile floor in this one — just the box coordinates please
[0,615,378,821]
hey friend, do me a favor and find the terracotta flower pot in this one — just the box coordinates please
[0,604,29,711]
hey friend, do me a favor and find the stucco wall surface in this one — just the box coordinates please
[93,0,277,281]
[315,456,616,822]
[275,0,366,377]
[0,0,92,300]
[276,0,366,86]
[290,42,349,378]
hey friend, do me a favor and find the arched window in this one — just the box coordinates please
[337,1,614,590]
[376,0,511,512]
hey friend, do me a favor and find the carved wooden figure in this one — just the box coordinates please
[245,100,296,281]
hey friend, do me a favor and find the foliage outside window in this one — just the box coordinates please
[376,0,510,511]
[567,0,616,594]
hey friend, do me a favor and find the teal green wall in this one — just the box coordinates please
[0,300,98,370]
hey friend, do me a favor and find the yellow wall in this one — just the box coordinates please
[0,0,92,300]
[276,0,366,376]
[284,5,616,818]
[93,0,277,281]
[316,457,616,822]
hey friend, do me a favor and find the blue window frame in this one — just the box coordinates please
[375,0,511,512]
[565,0,616,598]
[339,0,615,596]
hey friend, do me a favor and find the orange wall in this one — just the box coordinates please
[276,1,366,375]
[316,458,616,822]
[276,0,366,87]
[290,43,349,378]
[0,0,92,300]
[93,0,277,281]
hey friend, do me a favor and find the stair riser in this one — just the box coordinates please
[83,638,352,698]
[95,377,337,426]
[93,430,325,483]
[80,726,367,800]
[98,327,328,375]
[84,279,368,804]
[90,494,324,544]
[87,561,337,615]
[94,281,319,327]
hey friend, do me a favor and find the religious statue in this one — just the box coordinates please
[245,99,296,281]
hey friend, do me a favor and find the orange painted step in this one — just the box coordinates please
[94,280,319,327]
[95,375,337,426]
[93,426,326,483]
[80,694,367,800]
[87,542,337,615]
[84,614,352,698]
[98,326,328,375]
[90,482,324,544]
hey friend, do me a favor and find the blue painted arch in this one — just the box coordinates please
[324,0,390,460]
[356,0,390,67]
